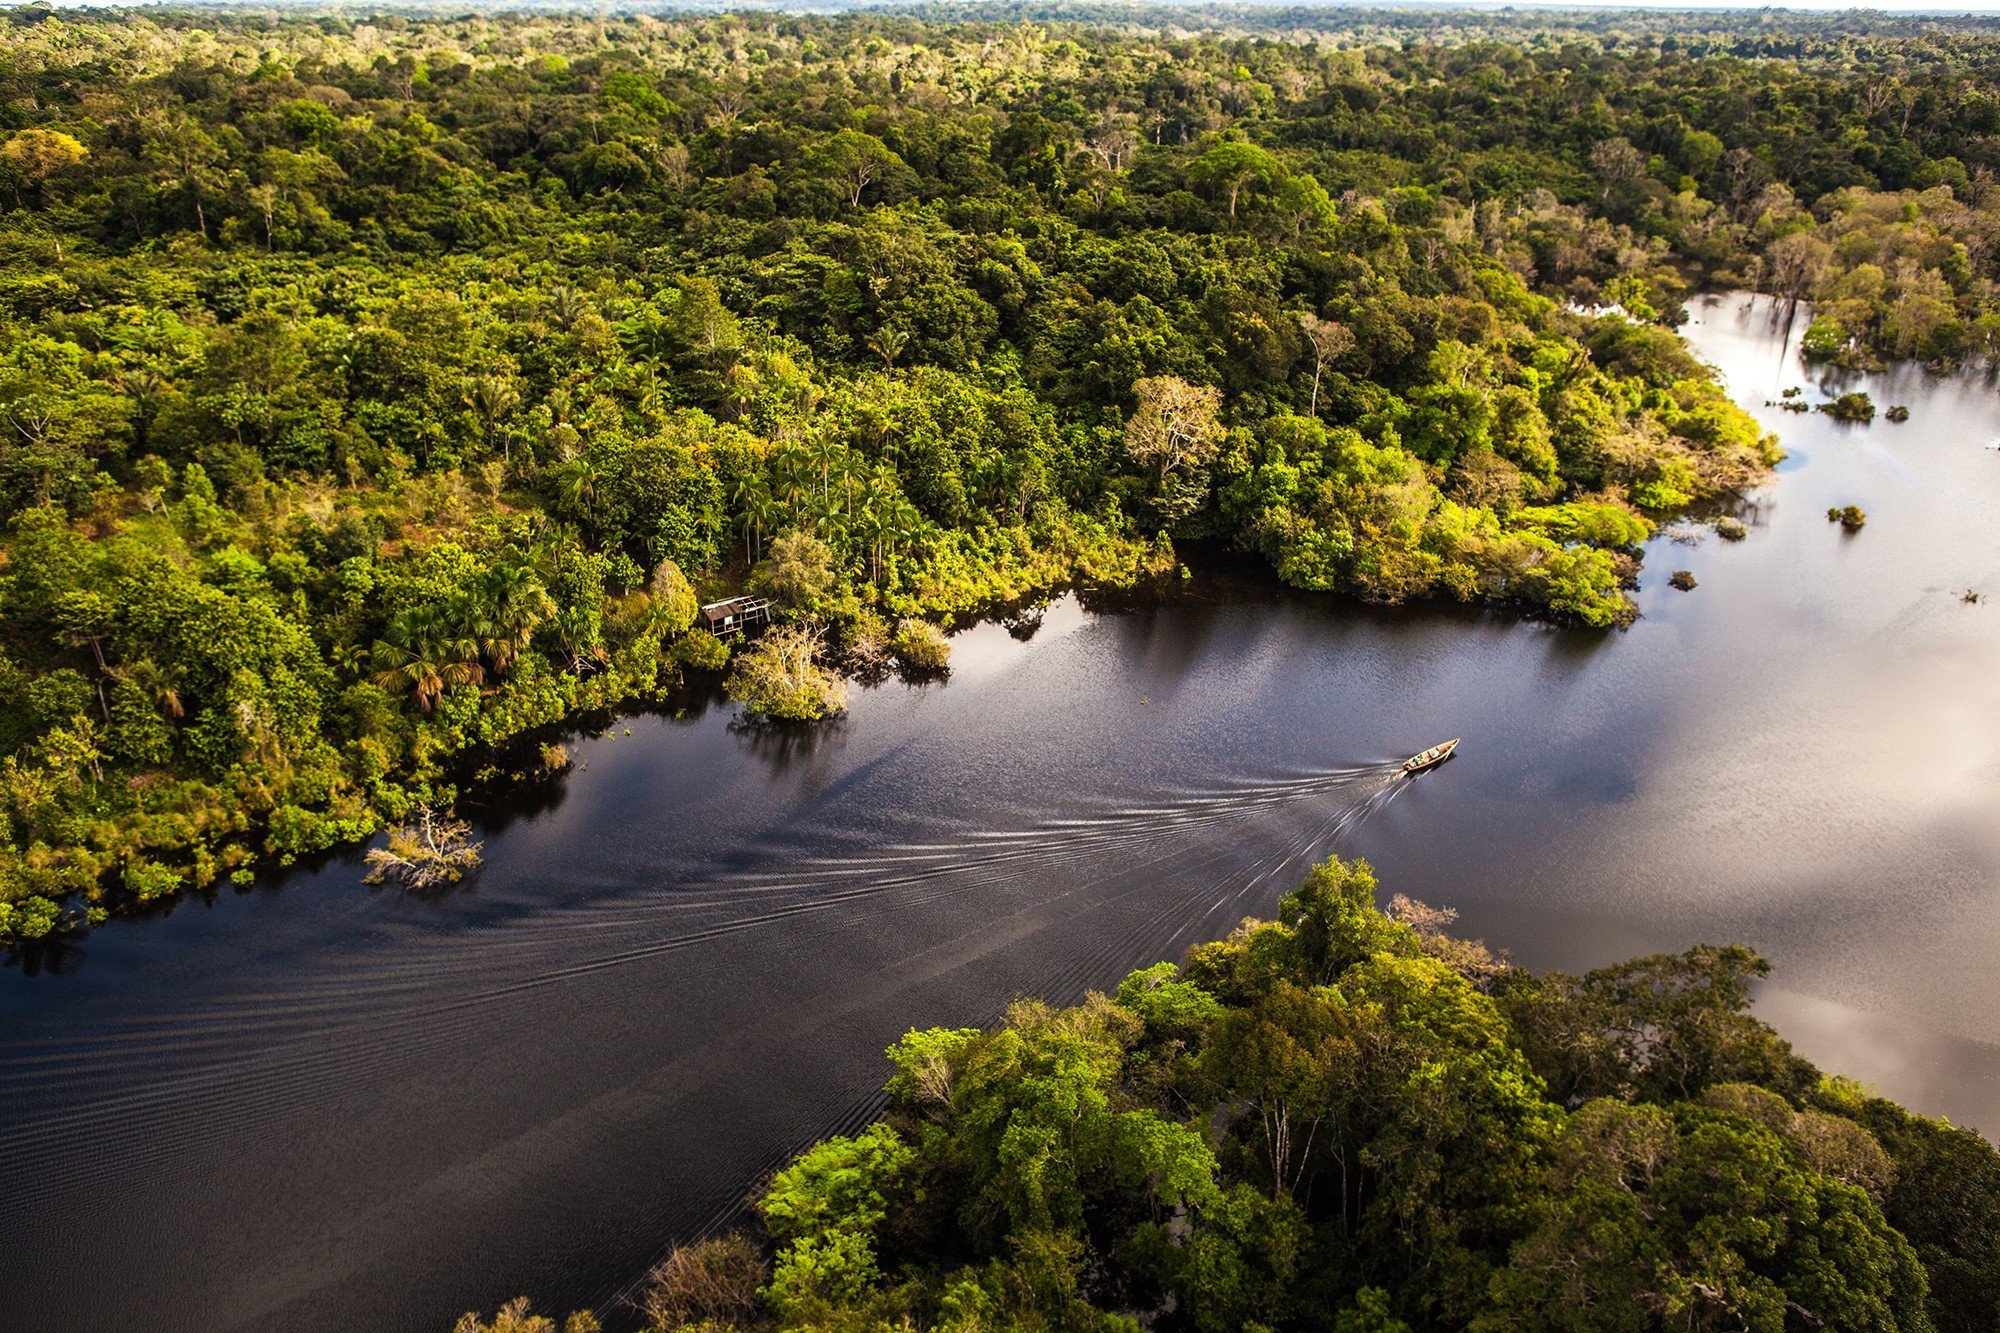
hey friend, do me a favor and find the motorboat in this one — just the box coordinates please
[1402,739,1460,774]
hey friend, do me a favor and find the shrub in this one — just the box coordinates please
[640,1234,768,1331]
[123,859,184,902]
[1886,405,1910,423]
[1523,544,1634,628]
[1514,501,1651,548]
[1801,317,1848,360]
[0,894,63,941]
[671,627,729,673]
[1821,391,1876,423]
[1716,517,1748,541]
[1629,457,1700,512]
[1668,570,1698,590]
[841,609,893,675]
[1828,505,1867,530]
[889,617,951,671]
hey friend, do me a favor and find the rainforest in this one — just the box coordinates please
[5,5,2000,1332]
[13,5,2000,928]
[9,2,1951,931]
[511,857,1996,1333]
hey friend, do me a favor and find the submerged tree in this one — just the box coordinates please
[363,805,484,891]
[452,1298,598,1333]
[727,625,848,721]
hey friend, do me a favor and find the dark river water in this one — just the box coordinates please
[4,293,1999,1331]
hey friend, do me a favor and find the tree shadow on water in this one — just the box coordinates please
[368,867,485,906]
[728,712,850,776]
[461,766,573,838]
[3,932,86,978]
[1003,607,1044,641]
[1537,618,1622,682]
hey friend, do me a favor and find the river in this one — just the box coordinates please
[2,292,1997,1331]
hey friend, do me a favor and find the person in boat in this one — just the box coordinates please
[1403,739,1460,773]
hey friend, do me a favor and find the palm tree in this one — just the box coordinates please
[472,564,555,676]
[769,443,811,508]
[977,454,1015,512]
[556,456,600,527]
[791,380,824,423]
[544,285,591,332]
[853,498,888,583]
[737,478,778,564]
[463,373,521,462]
[618,305,675,362]
[115,657,184,721]
[550,603,607,676]
[832,451,866,523]
[731,472,765,562]
[721,360,760,422]
[805,435,842,511]
[867,324,909,369]
[881,497,924,578]
[111,365,169,454]
[808,486,844,540]
[528,521,587,585]
[635,367,669,418]
[371,607,484,713]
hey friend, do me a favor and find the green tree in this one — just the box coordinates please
[1188,141,1287,219]
[0,128,89,208]
[370,607,484,713]
[754,529,838,615]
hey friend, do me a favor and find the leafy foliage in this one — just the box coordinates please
[727,624,848,721]
[45,2,2000,933]
[638,857,1987,1333]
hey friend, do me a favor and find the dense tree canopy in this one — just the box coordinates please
[543,855,1997,1333]
[13,2,2000,936]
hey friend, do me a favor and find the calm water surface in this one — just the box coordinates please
[3,293,1998,1331]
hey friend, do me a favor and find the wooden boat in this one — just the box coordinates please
[1402,739,1461,774]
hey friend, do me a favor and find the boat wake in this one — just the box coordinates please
[0,760,1412,1226]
